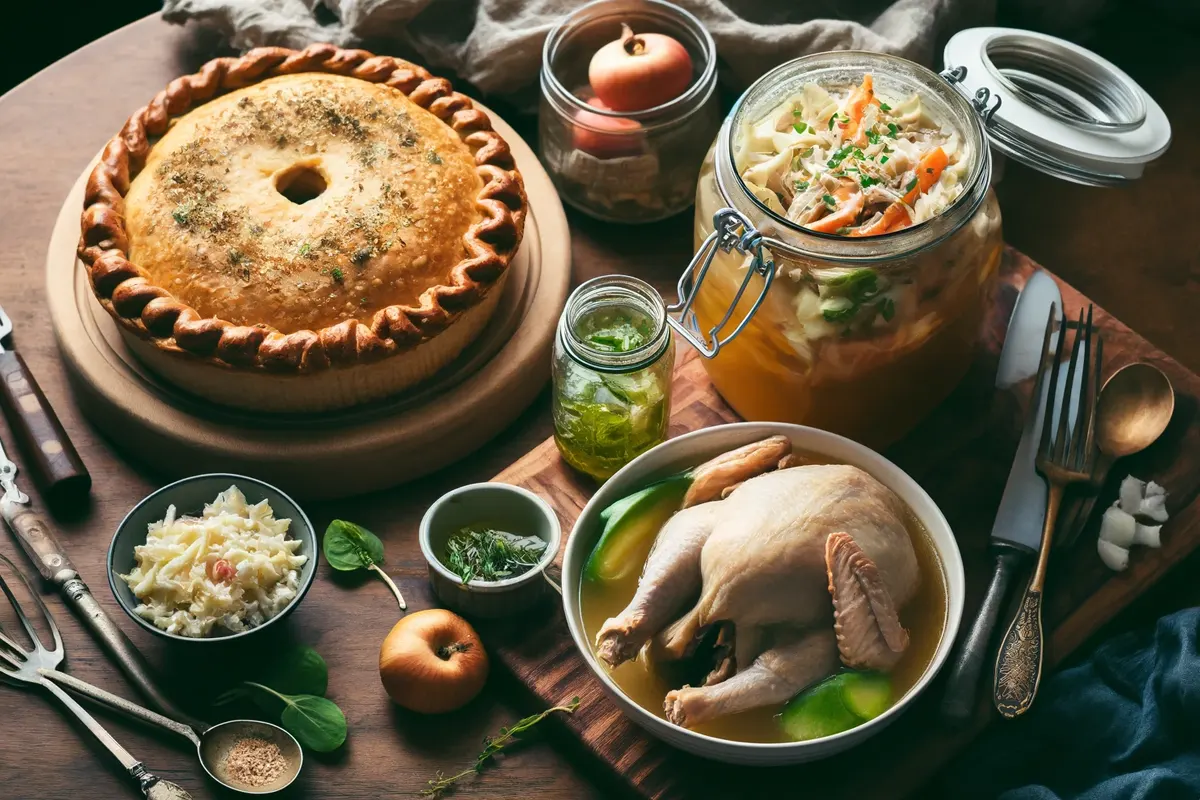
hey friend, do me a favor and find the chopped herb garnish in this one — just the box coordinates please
[827,145,854,168]
[793,122,809,135]
[331,268,344,283]
[298,242,311,257]
[793,109,804,116]
[926,167,934,174]
[866,130,880,145]
[443,526,547,584]
[351,247,372,265]
[880,155,890,164]
[800,146,815,158]
[426,149,442,165]
[794,180,810,191]
[906,177,919,193]
[887,122,899,137]
[835,227,851,235]
[860,175,880,188]
[879,102,892,112]
[228,249,245,265]
[828,115,837,130]
[822,194,837,209]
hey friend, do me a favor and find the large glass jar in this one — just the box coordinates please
[678,52,1004,448]
[553,276,675,480]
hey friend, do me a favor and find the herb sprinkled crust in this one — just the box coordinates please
[79,44,526,374]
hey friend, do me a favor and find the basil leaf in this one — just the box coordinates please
[323,520,385,571]
[279,694,347,752]
[263,646,329,697]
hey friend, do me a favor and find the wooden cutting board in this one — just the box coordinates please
[481,247,1200,800]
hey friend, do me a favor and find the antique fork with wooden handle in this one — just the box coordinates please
[993,305,1101,718]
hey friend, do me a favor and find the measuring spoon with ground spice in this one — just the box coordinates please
[42,671,303,794]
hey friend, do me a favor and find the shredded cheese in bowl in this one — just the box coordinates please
[120,485,308,638]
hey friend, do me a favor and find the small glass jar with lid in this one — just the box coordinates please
[553,275,675,481]
[539,0,720,223]
[669,32,1169,448]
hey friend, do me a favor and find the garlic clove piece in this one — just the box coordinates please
[1118,475,1146,515]
[1097,538,1130,571]
[1133,523,1162,549]
[1099,504,1137,547]
[1138,493,1169,523]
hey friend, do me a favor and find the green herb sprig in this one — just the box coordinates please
[423,698,581,797]
[444,527,547,584]
[324,520,407,611]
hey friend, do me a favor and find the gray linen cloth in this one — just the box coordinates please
[161,0,1003,96]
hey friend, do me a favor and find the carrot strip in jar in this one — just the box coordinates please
[841,75,875,146]
[805,184,865,233]
[850,147,948,236]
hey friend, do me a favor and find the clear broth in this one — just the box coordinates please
[579,454,948,743]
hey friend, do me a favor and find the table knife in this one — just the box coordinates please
[0,433,202,729]
[941,271,1062,724]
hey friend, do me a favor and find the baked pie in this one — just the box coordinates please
[79,45,526,412]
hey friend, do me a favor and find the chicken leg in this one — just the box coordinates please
[595,503,717,666]
[663,628,840,728]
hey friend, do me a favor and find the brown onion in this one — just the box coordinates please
[379,609,489,714]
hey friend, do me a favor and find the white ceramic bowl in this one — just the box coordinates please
[561,422,965,765]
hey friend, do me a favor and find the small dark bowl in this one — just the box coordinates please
[108,473,318,644]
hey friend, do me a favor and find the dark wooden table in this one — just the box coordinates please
[0,14,1197,800]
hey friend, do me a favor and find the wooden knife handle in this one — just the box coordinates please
[941,548,1023,724]
[993,584,1045,718]
[0,350,90,504]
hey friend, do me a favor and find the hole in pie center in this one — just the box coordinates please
[275,165,328,205]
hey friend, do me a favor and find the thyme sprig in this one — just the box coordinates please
[423,698,581,797]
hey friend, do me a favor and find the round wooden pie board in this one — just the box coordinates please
[45,105,570,499]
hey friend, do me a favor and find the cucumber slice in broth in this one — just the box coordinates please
[778,671,893,742]
[778,675,860,741]
[584,474,690,583]
[840,671,892,720]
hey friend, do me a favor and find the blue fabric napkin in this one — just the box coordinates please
[946,607,1200,800]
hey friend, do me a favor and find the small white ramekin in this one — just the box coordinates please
[419,482,561,619]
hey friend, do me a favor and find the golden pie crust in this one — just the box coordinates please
[79,44,526,412]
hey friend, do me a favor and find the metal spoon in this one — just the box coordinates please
[43,670,303,795]
[1059,362,1174,547]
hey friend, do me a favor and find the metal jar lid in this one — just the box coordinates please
[942,27,1171,185]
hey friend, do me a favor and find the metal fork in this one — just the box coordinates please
[993,305,1101,718]
[0,553,192,799]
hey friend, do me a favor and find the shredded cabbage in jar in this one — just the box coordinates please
[120,486,307,637]
[735,74,969,236]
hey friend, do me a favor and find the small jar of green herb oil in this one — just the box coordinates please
[552,275,674,481]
